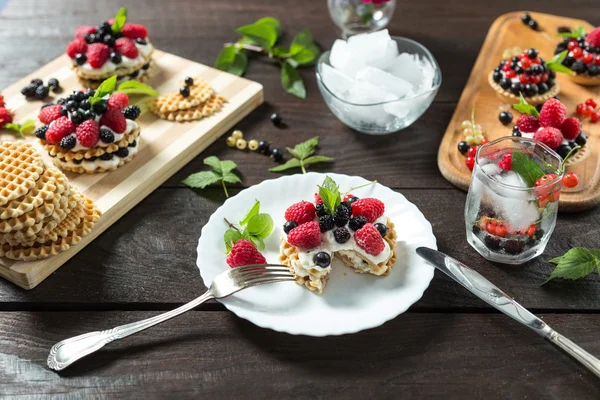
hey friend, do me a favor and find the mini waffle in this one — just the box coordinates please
[150,77,214,114]
[53,138,141,174]
[488,71,560,105]
[279,239,330,294]
[0,167,67,220]
[569,74,600,86]
[0,196,101,261]
[0,141,45,206]
[159,94,226,122]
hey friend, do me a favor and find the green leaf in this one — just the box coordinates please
[281,62,306,99]
[546,50,575,75]
[250,236,266,251]
[111,7,128,34]
[291,43,320,66]
[117,81,159,96]
[318,176,341,215]
[557,25,585,39]
[511,151,545,187]
[254,17,281,37]
[203,156,237,175]
[545,248,600,282]
[246,213,274,240]
[20,119,35,134]
[224,229,243,254]
[302,155,334,166]
[291,136,319,160]
[512,93,539,118]
[215,45,248,76]
[181,171,221,188]
[222,172,242,184]
[290,29,313,55]
[90,75,117,105]
[240,200,260,226]
[269,158,302,172]
[236,23,277,50]
[272,46,290,58]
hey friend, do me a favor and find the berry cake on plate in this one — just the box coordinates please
[555,26,600,86]
[35,77,143,174]
[279,178,397,294]
[66,7,154,89]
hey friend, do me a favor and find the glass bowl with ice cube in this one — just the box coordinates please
[465,137,564,265]
[316,30,441,135]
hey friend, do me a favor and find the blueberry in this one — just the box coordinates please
[130,70,140,78]
[528,20,538,30]
[34,85,49,99]
[257,140,270,154]
[56,98,66,105]
[83,110,96,121]
[527,48,538,59]
[103,34,115,46]
[575,133,587,146]
[110,52,122,64]
[179,86,190,97]
[115,147,129,158]
[21,84,37,97]
[135,38,147,45]
[84,88,95,98]
[70,111,84,124]
[60,106,68,116]
[557,144,572,159]
[283,221,297,234]
[66,100,78,111]
[313,252,331,268]
[538,82,549,95]
[85,33,96,44]
[498,111,513,125]
[30,78,43,87]
[48,78,60,92]
[99,128,115,143]
[93,100,107,114]
[270,112,282,126]
[563,55,575,68]
[74,91,85,102]
[142,62,151,70]
[333,227,351,244]
[270,148,283,162]
[345,196,359,204]
[500,78,511,90]
[493,71,502,83]
[184,77,194,86]
[524,83,538,97]
[512,130,522,137]
[129,140,137,148]
[510,82,524,95]
[557,26,571,34]
[374,222,389,238]
[99,153,114,161]
[521,13,532,24]
[79,99,91,110]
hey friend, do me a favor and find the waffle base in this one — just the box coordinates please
[279,239,330,294]
[153,94,226,122]
[488,71,560,105]
[73,45,154,80]
[569,73,600,86]
[52,138,141,174]
[150,77,214,114]
[0,141,45,207]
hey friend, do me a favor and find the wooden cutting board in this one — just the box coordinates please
[0,50,263,289]
[438,11,600,212]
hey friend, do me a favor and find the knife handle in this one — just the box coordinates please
[546,329,600,378]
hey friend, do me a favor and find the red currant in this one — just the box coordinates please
[549,190,560,202]
[541,72,549,82]
[527,225,537,237]
[567,40,577,51]
[584,105,595,116]
[562,172,579,188]
[518,74,530,84]
[573,47,583,58]
[480,138,490,144]
[520,57,531,68]
[531,75,541,84]
[495,225,507,238]
[505,70,516,79]
[467,146,478,157]
[535,173,558,187]
[502,62,512,71]
[591,111,599,123]
[538,195,550,208]
[585,98,598,108]
[584,52,595,65]
[576,103,586,115]
[596,54,600,65]
[465,156,475,171]
[486,223,496,235]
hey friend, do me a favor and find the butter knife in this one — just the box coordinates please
[416,247,600,379]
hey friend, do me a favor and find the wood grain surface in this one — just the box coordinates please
[1,0,600,398]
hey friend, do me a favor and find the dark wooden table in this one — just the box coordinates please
[2,0,600,398]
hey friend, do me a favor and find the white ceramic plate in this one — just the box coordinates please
[197,172,436,336]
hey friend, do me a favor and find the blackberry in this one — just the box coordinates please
[59,135,76,150]
[498,111,513,125]
[283,221,298,234]
[484,235,501,250]
[85,33,96,44]
[313,252,331,268]
[179,86,190,97]
[136,38,147,45]
[315,203,328,218]
[334,203,351,227]
[345,196,359,204]
[348,216,367,231]
[30,78,43,87]
[21,84,37,97]
[374,222,388,238]
[575,133,587,146]
[110,52,122,64]
[533,229,545,240]
[571,60,587,74]
[257,140,270,154]
[75,53,87,65]
[122,105,141,120]
[503,239,524,255]
[318,215,334,232]
[588,65,600,76]
[270,148,283,162]
[35,125,49,140]
[99,153,114,161]
[80,99,91,110]
[500,78,511,90]
[93,100,107,114]
[35,85,49,99]
[47,78,60,92]
[116,147,129,157]
[184,77,194,86]
[270,112,282,126]
[333,227,351,244]
[99,128,115,143]
[70,111,84,124]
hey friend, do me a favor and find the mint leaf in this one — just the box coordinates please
[181,171,221,188]
[512,93,539,118]
[546,50,575,75]
[272,46,290,58]
[246,213,274,240]
[291,136,319,159]
[545,248,600,283]
[557,25,585,39]
[250,236,266,251]
[281,61,306,99]
[240,200,260,226]
[224,229,244,253]
[318,176,341,215]
[254,17,281,37]
[290,29,313,55]
[215,45,248,77]
[289,29,320,66]
[111,7,128,34]
[117,81,159,96]
[270,137,333,174]
[510,151,545,187]
[222,172,242,184]
[184,157,241,197]
[3,120,35,138]
[90,75,117,105]
[269,158,302,172]
[204,156,237,175]
[236,23,277,50]
[302,155,334,166]
[291,43,320,66]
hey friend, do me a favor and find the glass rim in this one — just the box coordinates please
[475,136,564,192]
[315,35,442,106]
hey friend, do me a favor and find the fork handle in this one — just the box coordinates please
[546,329,600,378]
[47,291,214,371]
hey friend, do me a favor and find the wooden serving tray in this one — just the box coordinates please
[0,50,263,289]
[438,11,600,212]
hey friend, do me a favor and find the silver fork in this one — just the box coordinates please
[47,264,294,371]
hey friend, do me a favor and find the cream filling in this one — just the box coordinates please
[517,128,570,146]
[73,40,154,75]
[54,140,139,172]
[69,119,138,151]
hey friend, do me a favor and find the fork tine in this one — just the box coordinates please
[236,269,292,279]
[242,277,296,287]
[242,273,294,281]
[233,264,290,273]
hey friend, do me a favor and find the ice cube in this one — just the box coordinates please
[367,39,399,71]
[387,53,424,88]
[355,66,413,98]
[330,39,351,69]
[417,57,436,92]
[347,29,392,59]
[320,63,355,98]
[344,81,397,126]
[486,171,540,231]
[480,163,502,177]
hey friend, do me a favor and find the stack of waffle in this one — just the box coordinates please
[0,142,101,261]
[150,77,226,122]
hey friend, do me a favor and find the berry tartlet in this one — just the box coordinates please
[555,26,600,86]
[66,7,154,89]
[489,48,561,105]
[35,77,143,174]
[279,178,397,294]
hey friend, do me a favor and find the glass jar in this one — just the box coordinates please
[328,0,396,38]
[465,137,563,265]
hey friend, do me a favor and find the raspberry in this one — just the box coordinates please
[122,23,148,40]
[351,198,385,223]
[107,93,129,110]
[533,127,563,150]
[75,120,100,148]
[516,114,540,133]
[75,25,97,40]
[0,107,12,127]
[314,193,323,204]
[38,105,62,124]
[586,27,600,48]
[99,108,127,133]
[86,43,111,68]
[498,153,512,170]
[355,223,385,256]
[560,117,581,140]
[226,239,267,268]
[114,37,139,58]
[0,95,4,108]
[66,39,88,59]
[45,117,75,144]
[287,221,321,250]
[538,98,567,128]
[284,201,316,225]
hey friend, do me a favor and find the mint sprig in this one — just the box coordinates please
[544,247,600,283]
[557,25,585,39]
[182,156,242,198]
[510,151,545,187]
[223,200,274,253]
[111,7,128,34]
[512,93,539,117]
[546,50,575,75]
[318,176,341,215]
[3,120,35,138]
[117,81,159,96]
[269,136,334,174]
[89,75,117,106]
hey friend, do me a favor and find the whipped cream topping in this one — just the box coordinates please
[74,40,154,75]
[516,127,570,147]
[53,140,140,172]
